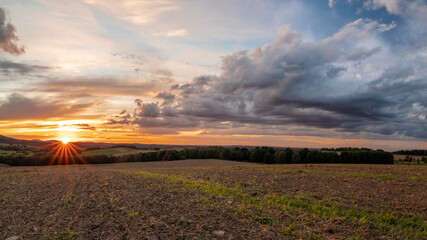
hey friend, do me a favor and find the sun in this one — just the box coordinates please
[59,137,71,144]
[43,137,86,165]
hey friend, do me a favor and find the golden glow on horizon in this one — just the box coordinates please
[60,137,71,144]
[1,119,426,151]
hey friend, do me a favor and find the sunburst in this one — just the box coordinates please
[40,138,86,165]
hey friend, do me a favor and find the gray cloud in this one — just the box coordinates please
[0,93,93,120]
[134,99,160,118]
[0,61,52,75]
[0,8,25,55]
[109,19,426,139]
[346,46,382,61]
[326,65,347,78]
[33,77,162,96]
[155,91,175,105]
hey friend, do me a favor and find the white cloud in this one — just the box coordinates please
[377,21,396,32]
[364,0,401,14]
[153,29,188,38]
[364,0,427,18]
[83,0,180,25]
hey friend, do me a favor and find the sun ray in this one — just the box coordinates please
[36,137,86,165]
[48,143,63,165]
[69,143,87,164]
[58,146,65,165]
[67,145,75,165]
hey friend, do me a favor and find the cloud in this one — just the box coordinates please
[154,28,188,37]
[346,46,382,61]
[72,123,96,130]
[155,91,175,105]
[33,77,163,96]
[329,0,336,8]
[377,21,396,32]
[134,99,160,118]
[0,8,25,55]
[0,61,52,75]
[108,18,427,139]
[83,0,179,25]
[364,0,427,18]
[326,65,347,78]
[0,93,93,120]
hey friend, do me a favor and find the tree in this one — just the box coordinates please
[299,148,309,163]
[263,153,275,164]
[250,147,264,162]
[275,150,286,164]
[284,148,293,164]
[291,154,301,163]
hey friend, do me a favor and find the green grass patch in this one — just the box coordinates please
[55,228,76,240]
[81,148,134,156]
[81,148,156,156]
[0,149,17,155]
[0,149,33,156]
[265,168,426,181]
[122,170,427,239]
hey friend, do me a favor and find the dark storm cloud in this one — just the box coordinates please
[109,19,426,139]
[0,93,93,120]
[326,65,347,78]
[134,99,160,118]
[155,92,175,105]
[0,8,25,55]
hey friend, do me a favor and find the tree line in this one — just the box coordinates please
[0,146,394,166]
[394,149,427,156]
[321,147,381,152]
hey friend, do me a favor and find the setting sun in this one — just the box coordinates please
[60,137,71,144]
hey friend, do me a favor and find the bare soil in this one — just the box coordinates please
[1,160,426,239]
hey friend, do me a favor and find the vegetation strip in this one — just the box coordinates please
[120,170,306,237]
[263,168,427,181]
[166,165,427,181]
[121,170,427,238]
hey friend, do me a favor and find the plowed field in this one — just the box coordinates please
[1,160,426,239]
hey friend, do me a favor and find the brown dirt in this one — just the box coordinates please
[1,160,426,239]
[92,159,255,169]
[154,164,427,219]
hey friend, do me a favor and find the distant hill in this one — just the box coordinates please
[0,135,196,150]
[0,135,57,146]
[0,135,313,151]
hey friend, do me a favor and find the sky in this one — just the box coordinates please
[0,0,426,151]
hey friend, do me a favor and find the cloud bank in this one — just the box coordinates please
[110,17,426,139]
[0,93,94,120]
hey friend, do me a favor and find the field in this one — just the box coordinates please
[394,154,425,161]
[0,143,34,157]
[80,148,156,157]
[1,160,426,239]
[0,149,34,157]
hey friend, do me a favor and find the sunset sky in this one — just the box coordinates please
[0,0,426,150]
